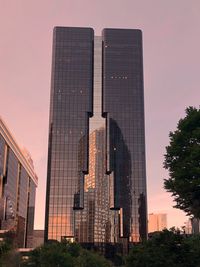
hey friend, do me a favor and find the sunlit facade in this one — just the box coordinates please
[75,128,117,246]
[0,117,38,248]
[148,213,167,233]
[45,27,147,245]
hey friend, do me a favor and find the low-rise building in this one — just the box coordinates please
[0,117,38,248]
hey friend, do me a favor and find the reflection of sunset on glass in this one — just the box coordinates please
[0,0,200,234]
[48,215,72,240]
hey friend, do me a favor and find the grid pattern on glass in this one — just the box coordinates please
[17,166,29,247]
[45,27,147,245]
[102,28,147,242]
[75,37,119,245]
[75,37,108,244]
[45,27,94,241]
[75,129,111,244]
[26,179,36,248]
[0,134,5,179]
[2,149,18,231]
[90,37,104,132]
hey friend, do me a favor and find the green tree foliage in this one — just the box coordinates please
[0,240,10,267]
[0,240,11,259]
[164,107,200,218]
[75,249,112,267]
[23,241,112,267]
[25,242,78,267]
[126,229,200,267]
[0,250,21,267]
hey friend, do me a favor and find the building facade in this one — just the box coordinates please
[33,230,44,248]
[45,27,147,245]
[184,219,192,234]
[191,218,200,234]
[148,213,167,233]
[102,29,147,242]
[75,128,117,247]
[0,117,38,248]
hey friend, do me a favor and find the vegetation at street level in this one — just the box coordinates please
[1,229,200,266]
[164,107,200,218]
[126,229,200,267]
[22,241,112,267]
[0,239,11,266]
[0,231,21,267]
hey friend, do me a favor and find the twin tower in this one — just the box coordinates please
[45,27,147,247]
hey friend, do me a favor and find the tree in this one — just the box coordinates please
[23,241,112,267]
[164,107,200,218]
[75,249,112,267]
[25,242,76,267]
[125,229,200,267]
[0,231,21,267]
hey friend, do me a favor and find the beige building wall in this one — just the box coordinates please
[148,213,167,233]
[184,219,192,234]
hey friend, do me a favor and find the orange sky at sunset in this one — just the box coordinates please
[0,0,200,230]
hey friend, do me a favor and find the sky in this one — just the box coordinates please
[0,0,200,230]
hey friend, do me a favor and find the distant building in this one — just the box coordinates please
[0,117,38,248]
[184,218,200,235]
[191,218,200,234]
[184,219,192,234]
[33,230,44,248]
[148,213,167,233]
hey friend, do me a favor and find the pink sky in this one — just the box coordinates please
[0,0,200,229]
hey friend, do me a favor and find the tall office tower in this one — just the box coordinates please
[0,117,38,248]
[102,29,147,242]
[45,27,94,242]
[148,213,167,233]
[45,27,147,244]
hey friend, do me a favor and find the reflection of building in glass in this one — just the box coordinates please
[148,213,167,232]
[75,128,118,245]
[0,117,38,248]
[45,27,147,245]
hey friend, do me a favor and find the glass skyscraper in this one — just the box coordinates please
[0,117,38,248]
[102,29,147,242]
[45,27,147,245]
[45,27,94,242]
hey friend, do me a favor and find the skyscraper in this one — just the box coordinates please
[0,117,38,248]
[45,27,147,245]
[45,27,94,242]
[102,29,147,242]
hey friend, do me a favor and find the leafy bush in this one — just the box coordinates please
[24,241,112,267]
[126,229,200,267]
